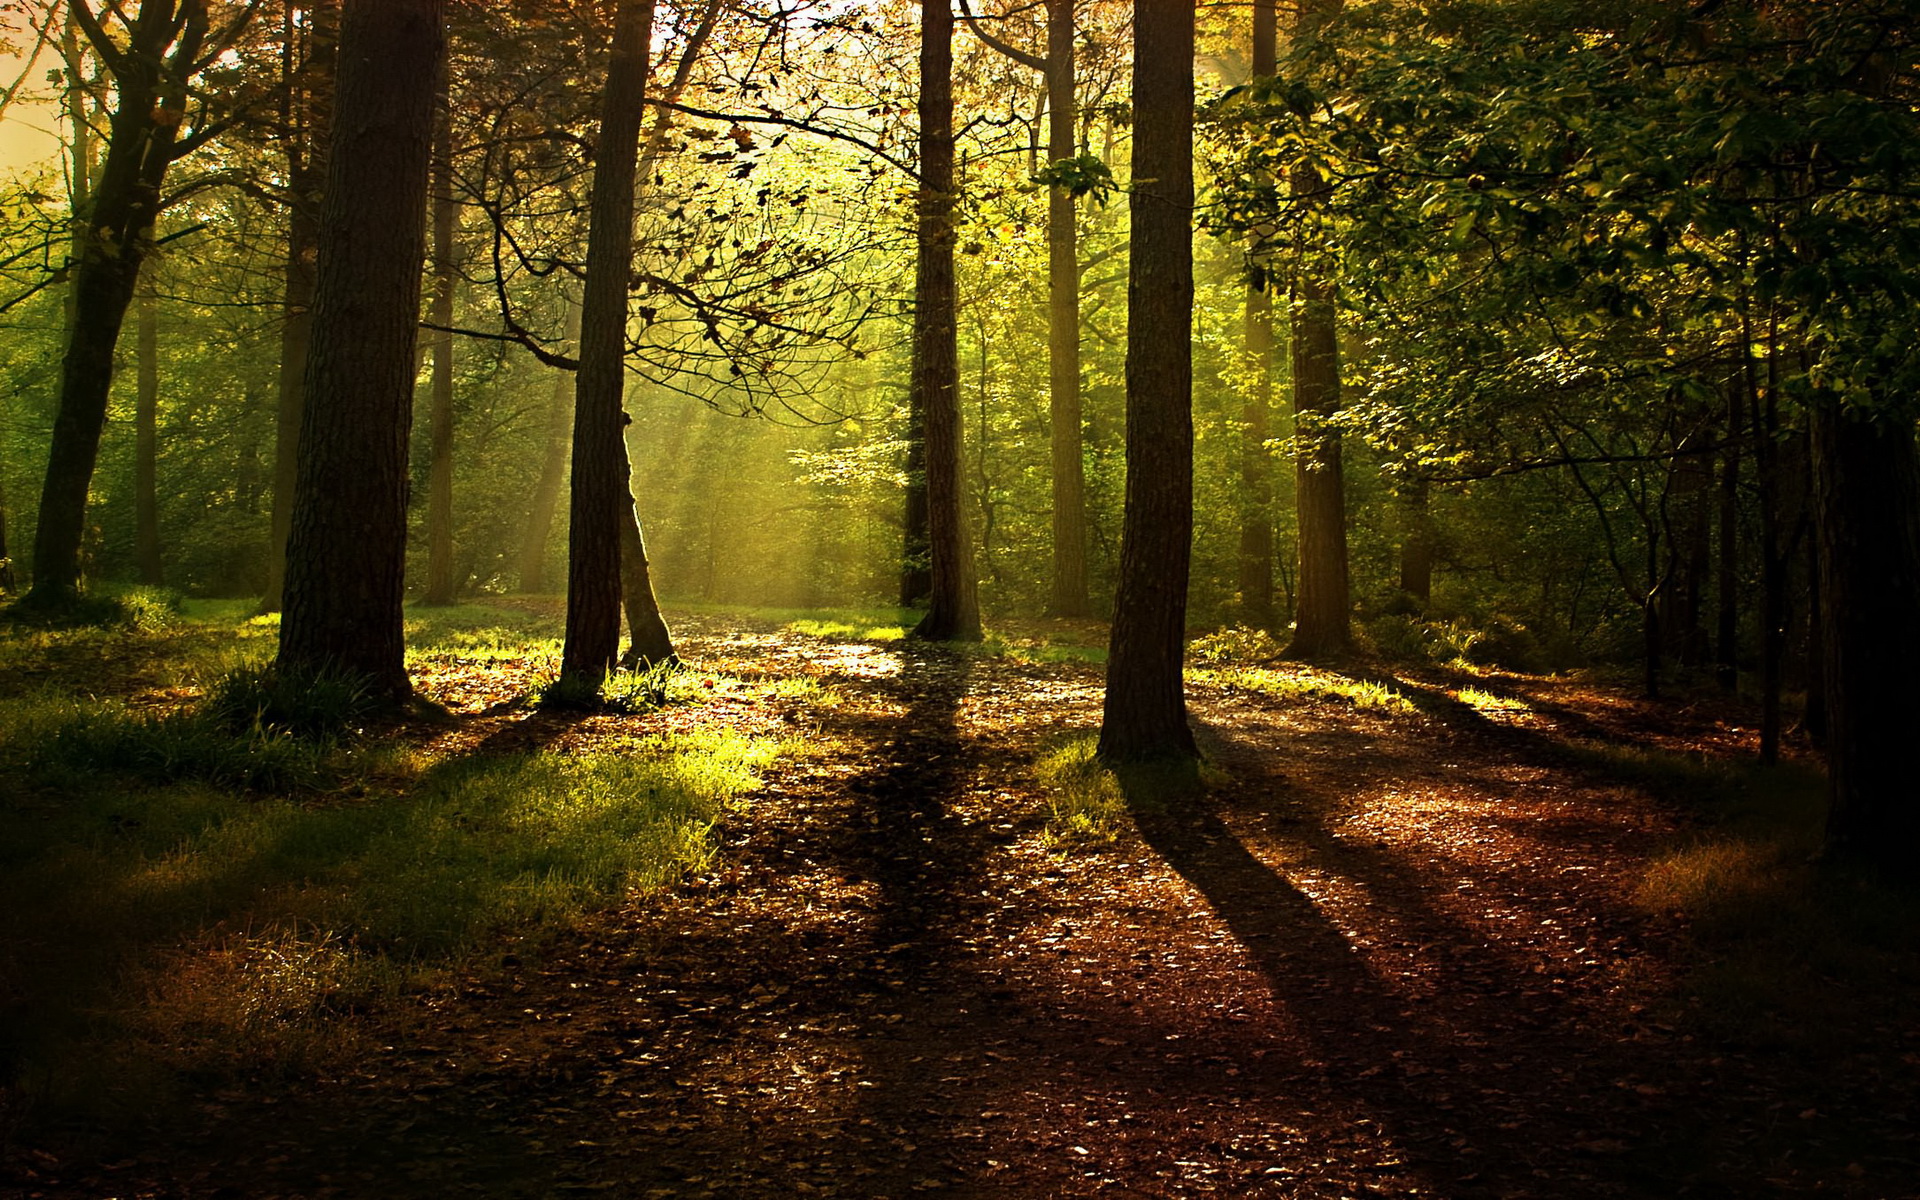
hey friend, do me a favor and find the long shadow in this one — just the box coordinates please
[1132,715,1726,1197]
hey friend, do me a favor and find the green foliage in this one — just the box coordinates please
[28,700,336,794]
[1030,152,1118,205]
[1188,663,1415,713]
[1188,625,1285,666]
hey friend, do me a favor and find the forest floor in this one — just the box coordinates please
[4,605,1918,1199]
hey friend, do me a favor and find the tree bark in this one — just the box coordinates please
[1099,0,1195,762]
[135,285,162,585]
[28,1,211,606]
[1045,0,1088,619]
[276,0,444,698]
[1397,475,1433,605]
[561,0,656,689]
[909,0,981,642]
[618,433,675,668]
[262,0,336,614]
[1237,0,1278,630]
[1810,401,1920,876]
[517,292,578,593]
[423,87,458,606]
[1285,0,1350,658]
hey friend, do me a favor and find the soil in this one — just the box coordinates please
[5,612,1917,1199]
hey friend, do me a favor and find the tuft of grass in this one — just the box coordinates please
[786,617,908,641]
[30,701,337,794]
[1035,735,1126,849]
[1454,684,1529,713]
[4,584,185,633]
[203,663,379,739]
[1190,664,1415,713]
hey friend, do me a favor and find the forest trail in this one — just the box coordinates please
[13,616,1913,1199]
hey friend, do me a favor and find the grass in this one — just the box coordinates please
[1034,734,1126,848]
[1189,664,1416,713]
[0,597,806,1133]
[1611,752,1920,1051]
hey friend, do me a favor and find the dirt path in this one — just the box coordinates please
[10,623,1916,1198]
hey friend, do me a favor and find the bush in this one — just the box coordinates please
[1188,626,1285,666]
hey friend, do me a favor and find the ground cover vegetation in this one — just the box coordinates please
[0,0,1917,1193]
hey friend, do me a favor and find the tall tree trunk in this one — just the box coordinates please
[1237,0,1278,630]
[1285,0,1350,657]
[517,292,578,593]
[135,285,162,585]
[28,1,211,606]
[277,0,444,697]
[1045,0,1088,619]
[561,0,656,689]
[1397,475,1433,605]
[1716,372,1743,691]
[1099,0,1195,762]
[261,0,335,614]
[908,0,980,642]
[422,89,458,606]
[1810,401,1920,874]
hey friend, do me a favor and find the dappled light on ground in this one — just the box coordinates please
[4,607,1913,1199]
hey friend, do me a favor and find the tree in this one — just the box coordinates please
[1285,0,1350,657]
[908,0,982,642]
[25,0,255,607]
[276,0,444,696]
[1237,0,1278,629]
[1099,0,1195,761]
[261,0,336,615]
[423,77,459,606]
[559,0,663,690]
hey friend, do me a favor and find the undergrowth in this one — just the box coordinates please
[1034,735,1125,849]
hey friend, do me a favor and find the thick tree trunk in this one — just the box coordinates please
[28,0,209,606]
[1809,401,1920,875]
[1284,0,1350,658]
[517,294,578,593]
[262,0,336,615]
[1099,0,1195,762]
[909,0,981,642]
[901,401,930,605]
[422,93,458,606]
[276,0,444,698]
[1045,0,1088,619]
[1237,0,1278,630]
[561,0,656,689]
[135,286,162,585]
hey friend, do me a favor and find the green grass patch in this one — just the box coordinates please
[1189,664,1416,713]
[1453,684,1530,713]
[1035,734,1126,849]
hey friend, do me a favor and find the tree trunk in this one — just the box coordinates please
[908,0,981,642]
[262,0,336,614]
[1810,401,1920,875]
[1397,475,1433,605]
[1045,0,1088,619]
[1284,0,1350,658]
[561,0,656,689]
[1716,370,1744,691]
[28,0,215,607]
[618,435,675,668]
[276,0,444,698]
[1099,0,1195,763]
[517,293,577,593]
[1237,0,1278,630]
[422,89,458,606]
[901,394,930,605]
[135,286,162,585]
